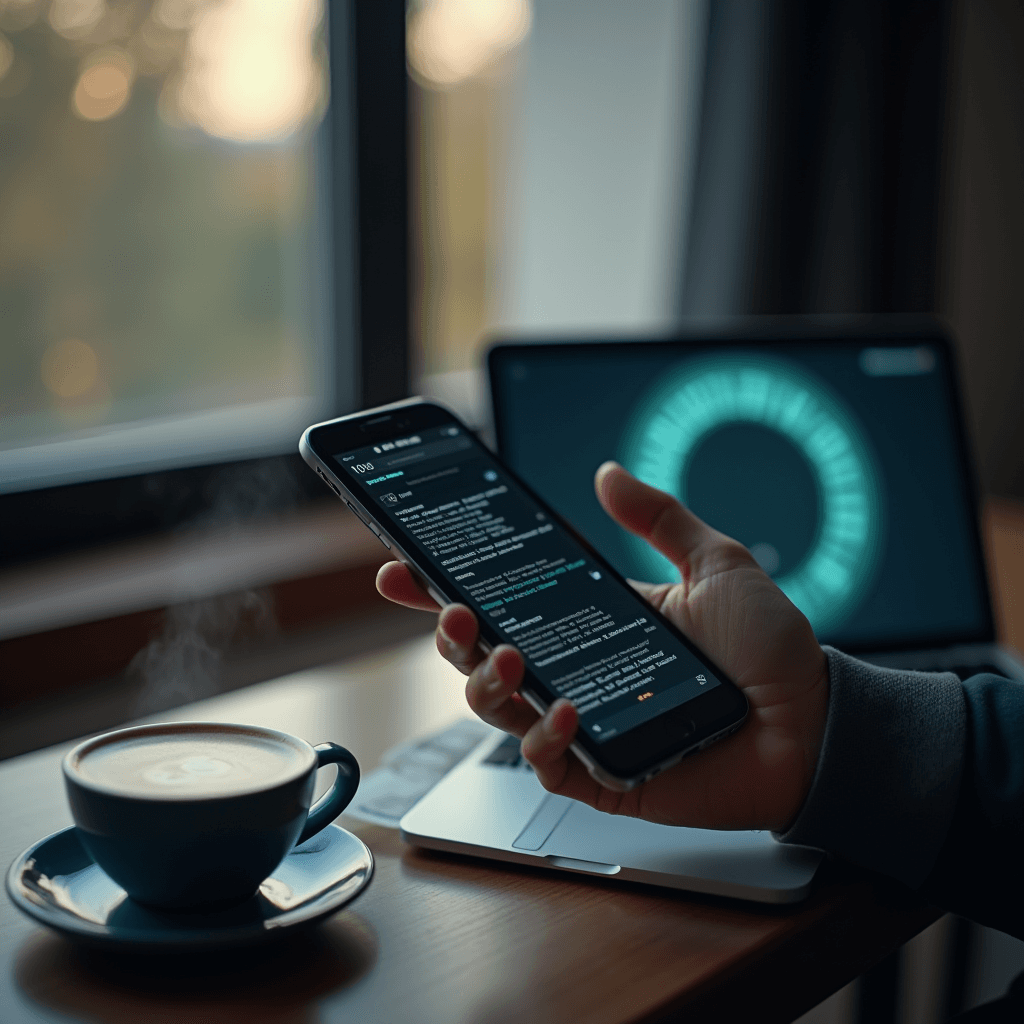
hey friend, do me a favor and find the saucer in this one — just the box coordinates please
[6,824,373,952]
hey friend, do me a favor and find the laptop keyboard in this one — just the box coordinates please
[483,734,533,770]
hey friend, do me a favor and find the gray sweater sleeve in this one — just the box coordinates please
[777,646,966,888]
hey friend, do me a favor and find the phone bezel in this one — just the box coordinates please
[301,398,748,788]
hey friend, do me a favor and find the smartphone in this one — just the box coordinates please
[300,398,748,790]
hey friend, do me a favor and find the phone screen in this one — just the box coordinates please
[331,420,727,748]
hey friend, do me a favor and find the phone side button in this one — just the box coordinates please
[345,501,368,525]
[345,501,390,548]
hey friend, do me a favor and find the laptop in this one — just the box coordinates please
[400,325,1022,903]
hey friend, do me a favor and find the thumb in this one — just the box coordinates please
[595,462,719,575]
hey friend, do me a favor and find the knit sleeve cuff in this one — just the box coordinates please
[777,646,965,889]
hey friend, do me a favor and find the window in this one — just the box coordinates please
[0,1,409,569]
[0,0,338,495]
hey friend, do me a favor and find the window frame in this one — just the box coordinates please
[0,0,409,570]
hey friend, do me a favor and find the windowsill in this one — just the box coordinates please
[0,501,381,642]
[0,369,485,643]
[0,604,433,761]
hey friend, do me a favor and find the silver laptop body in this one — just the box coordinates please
[401,730,823,903]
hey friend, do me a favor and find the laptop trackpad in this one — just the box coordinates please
[512,794,573,850]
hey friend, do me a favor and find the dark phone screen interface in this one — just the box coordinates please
[333,426,721,744]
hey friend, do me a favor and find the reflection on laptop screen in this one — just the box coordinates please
[489,339,991,652]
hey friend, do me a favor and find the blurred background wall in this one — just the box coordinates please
[943,0,1024,499]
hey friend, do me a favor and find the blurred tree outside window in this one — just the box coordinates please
[0,0,331,494]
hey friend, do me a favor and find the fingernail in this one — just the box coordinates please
[468,655,493,696]
[545,702,566,737]
[491,663,512,696]
[437,628,462,657]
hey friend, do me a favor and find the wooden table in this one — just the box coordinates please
[0,634,941,1024]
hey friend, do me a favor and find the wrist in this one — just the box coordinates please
[775,649,830,834]
[803,648,830,784]
[775,648,965,888]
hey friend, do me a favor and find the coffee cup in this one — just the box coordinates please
[62,722,360,911]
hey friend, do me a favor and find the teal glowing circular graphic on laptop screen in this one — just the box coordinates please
[620,354,884,636]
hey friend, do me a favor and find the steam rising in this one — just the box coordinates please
[129,459,300,716]
[129,589,274,717]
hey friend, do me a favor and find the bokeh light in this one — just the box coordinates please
[41,339,100,399]
[49,0,106,40]
[170,0,325,143]
[0,0,40,32]
[73,49,133,121]
[407,0,532,90]
[150,0,200,33]
[0,33,13,82]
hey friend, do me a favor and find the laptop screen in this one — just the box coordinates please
[489,337,993,653]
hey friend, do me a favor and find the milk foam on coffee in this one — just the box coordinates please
[75,732,307,798]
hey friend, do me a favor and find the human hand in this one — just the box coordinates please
[376,462,829,833]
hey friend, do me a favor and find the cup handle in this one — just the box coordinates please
[299,743,361,844]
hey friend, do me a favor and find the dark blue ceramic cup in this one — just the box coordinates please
[62,722,360,911]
